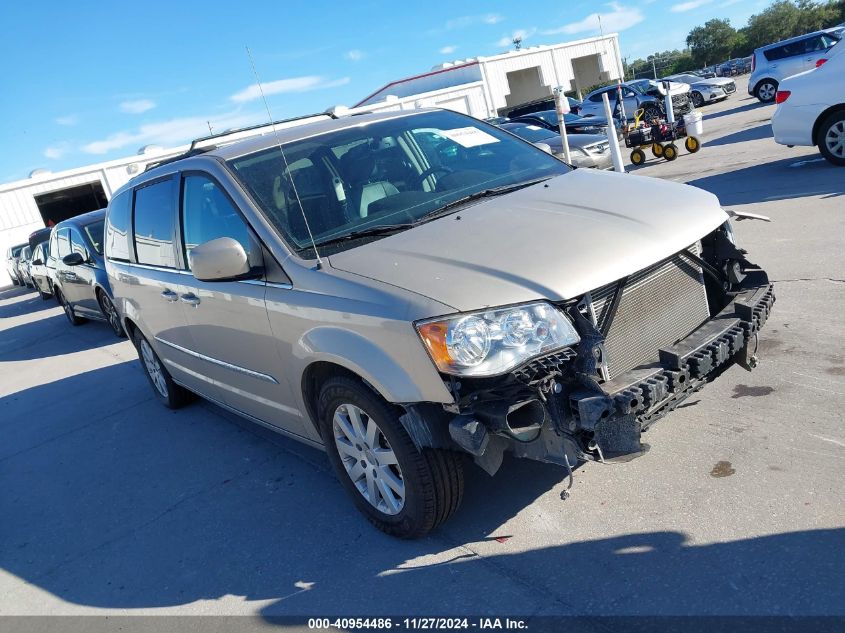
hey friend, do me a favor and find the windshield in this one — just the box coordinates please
[12,245,23,257]
[227,110,569,256]
[500,123,555,143]
[84,220,105,255]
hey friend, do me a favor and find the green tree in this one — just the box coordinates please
[742,0,841,50]
[686,19,739,67]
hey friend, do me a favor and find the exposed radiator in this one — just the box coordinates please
[589,244,710,380]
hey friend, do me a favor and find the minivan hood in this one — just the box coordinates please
[329,169,728,312]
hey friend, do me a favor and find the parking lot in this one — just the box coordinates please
[1,84,843,619]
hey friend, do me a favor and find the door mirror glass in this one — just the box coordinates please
[62,252,85,266]
[189,237,256,282]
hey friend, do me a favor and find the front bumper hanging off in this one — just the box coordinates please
[432,268,775,473]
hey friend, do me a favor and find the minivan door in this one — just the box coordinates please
[127,176,221,401]
[175,173,308,437]
[66,228,99,316]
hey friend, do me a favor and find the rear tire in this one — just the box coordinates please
[652,143,664,158]
[132,329,193,409]
[318,376,464,538]
[755,79,777,103]
[817,111,845,166]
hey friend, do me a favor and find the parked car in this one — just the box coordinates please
[51,209,125,337]
[510,110,623,139]
[28,240,54,300]
[17,245,34,288]
[497,121,613,169]
[772,39,845,165]
[5,242,27,286]
[105,108,773,538]
[580,80,693,120]
[692,68,717,79]
[504,95,581,118]
[664,73,736,107]
[749,29,841,102]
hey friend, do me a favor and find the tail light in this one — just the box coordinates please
[751,53,756,72]
[775,90,791,104]
[816,58,828,68]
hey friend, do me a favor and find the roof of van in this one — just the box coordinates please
[55,208,106,229]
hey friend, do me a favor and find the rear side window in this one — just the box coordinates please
[57,229,71,259]
[133,179,177,268]
[181,174,252,269]
[105,191,132,262]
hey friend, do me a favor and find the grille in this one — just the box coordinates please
[724,82,736,94]
[589,244,710,379]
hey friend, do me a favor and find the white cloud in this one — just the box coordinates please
[230,76,350,103]
[445,13,503,30]
[497,28,537,48]
[439,45,458,55]
[44,143,70,159]
[718,0,742,6]
[55,114,78,126]
[80,111,263,155]
[345,49,365,61]
[671,0,712,12]
[543,3,643,35]
[119,99,156,114]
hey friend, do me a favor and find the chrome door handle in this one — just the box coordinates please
[180,293,201,307]
[161,289,178,302]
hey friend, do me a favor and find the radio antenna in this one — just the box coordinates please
[246,46,323,269]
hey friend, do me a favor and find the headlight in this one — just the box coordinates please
[416,302,580,377]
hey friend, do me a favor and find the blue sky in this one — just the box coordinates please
[0,0,767,184]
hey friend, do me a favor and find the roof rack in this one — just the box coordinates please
[143,111,337,173]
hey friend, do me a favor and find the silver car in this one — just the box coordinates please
[749,29,841,102]
[497,122,613,169]
[106,109,774,537]
[665,73,736,107]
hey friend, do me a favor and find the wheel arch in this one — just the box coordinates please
[812,104,845,146]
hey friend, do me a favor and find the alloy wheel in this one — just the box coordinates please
[758,82,776,102]
[140,339,168,398]
[332,403,405,515]
[100,294,123,336]
[824,121,845,159]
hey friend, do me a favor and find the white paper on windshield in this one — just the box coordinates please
[526,125,542,131]
[440,127,500,148]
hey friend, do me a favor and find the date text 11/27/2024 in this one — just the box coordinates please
[307,618,528,630]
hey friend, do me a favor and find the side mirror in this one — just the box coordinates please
[190,237,255,282]
[62,252,85,267]
[32,258,43,266]
[534,142,553,154]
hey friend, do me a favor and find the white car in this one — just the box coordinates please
[665,73,737,107]
[771,40,845,165]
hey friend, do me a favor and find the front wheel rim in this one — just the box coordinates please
[140,339,168,398]
[333,403,405,515]
[824,121,845,158]
[101,295,121,334]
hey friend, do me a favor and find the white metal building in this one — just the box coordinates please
[350,34,624,118]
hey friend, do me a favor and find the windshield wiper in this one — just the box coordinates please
[417,177,552,223]
[311,223,415,249]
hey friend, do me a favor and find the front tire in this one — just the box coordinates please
[56,290,86,326]
[691,91,704,108]
[817,111,845,166]
[132,329,193,409]
[98,290,126,338]
[756,79,778,103]
[630,148,646,166]
[318,376,464,538]
[663,143,679,161]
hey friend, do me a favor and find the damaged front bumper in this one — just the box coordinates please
[405,266,774,476]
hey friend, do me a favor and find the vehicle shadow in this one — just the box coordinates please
[686,156,844,205]
[0,313,117,361]
[705,123,773,147]
[0,289,56,319]
[703,100,768,122]
[2,362,843,617]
